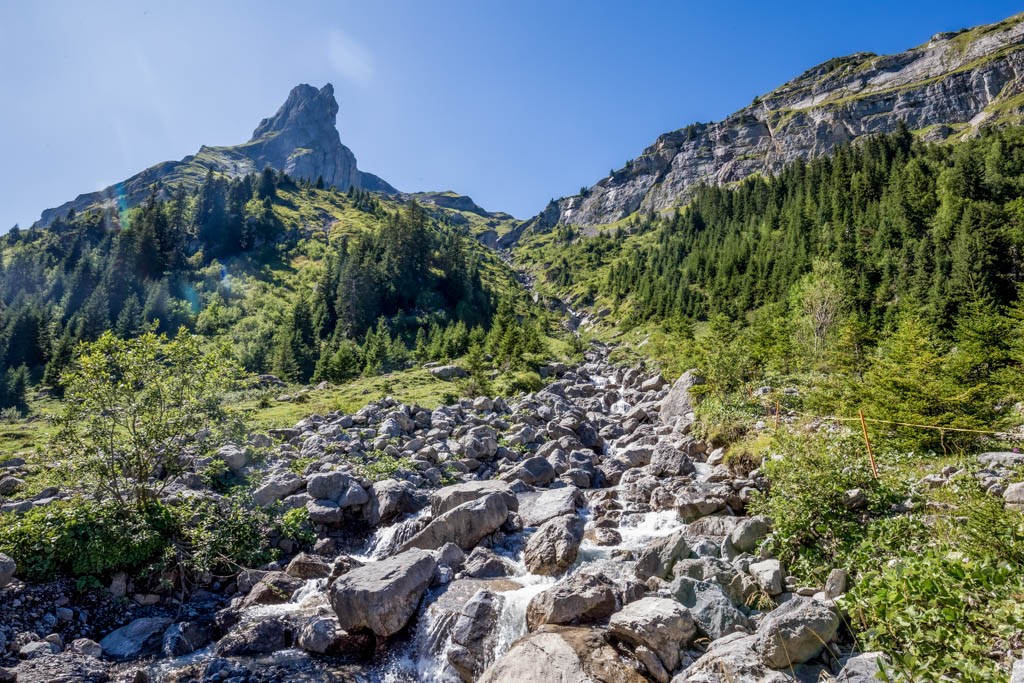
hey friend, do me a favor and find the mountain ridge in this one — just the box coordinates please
[504,11,1024,245]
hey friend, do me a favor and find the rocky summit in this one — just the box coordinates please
[506,13,1024,242]
[36,83,396,227]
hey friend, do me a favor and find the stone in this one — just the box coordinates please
[241,572,304,607]
[286,553,332,579]
[675,632,791,683]
[430,480,518,517]
[835,652,888,682]
[19,640,60,658]
[463,547,518,578]
[252,472,305,507]
[659,370,705,424]
[68,638,102,658]
[0,553,15,588]
[755,596,839,668]
[669,577,751,640]
[749,559,784,596]
[478,626,647,683]
[608,597,696,672]
[824,568,848,599]
[307,470,351,500]
[401,493,510,552]
[431,365,468,380]
[634,531,690,580]
[329,548,437,637]
[448,589,504,682]
[500,456,557,487]
[516,486,583,527]
[1005,482,1024,509]
[523,514,585,576]
[8,652,109,683]
[526,571,618,629]
[99,617,173,658]
[728,517,770,554]
[216,617,292,656]
[296,615,371,656]
[217,444,248,471]
[161,621,210,657]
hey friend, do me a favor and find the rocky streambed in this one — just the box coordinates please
[0,344,883,682]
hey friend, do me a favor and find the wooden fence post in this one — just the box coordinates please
[859,409,879,478]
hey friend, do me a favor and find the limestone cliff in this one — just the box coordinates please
[507,13,1024,243]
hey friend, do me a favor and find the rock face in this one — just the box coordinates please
[328,548,437,637]
[507,14,1024,240]
[37,83,397,227]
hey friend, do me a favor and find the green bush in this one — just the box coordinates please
[751,430,900,583]
[357,451,415,482]
[496,370,543,395]
[0,498,172,581]
[170,495,276,578]
[278,506,315,548]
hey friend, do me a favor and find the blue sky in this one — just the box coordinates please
[1,0,1021,227]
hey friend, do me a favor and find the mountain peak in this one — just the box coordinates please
[251,83,338,142]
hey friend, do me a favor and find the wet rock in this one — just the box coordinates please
[241,572,304,607]
[9,652,109,683]
[524,514,585,576]
[478,626,647,683]
[329,548,437,637]
[297,615,372,655]
[286,553,332,579]
[526,571,617,629]
[608,597,695,673]
[161,621,210,657]
[401,493,510,552]
[463,547,518,578]
[365,478,424,526]
[99,617,172,659]
[755,596,838,668]
[215,616,293,656]
[668,577,751,640]
[448,589,504,682]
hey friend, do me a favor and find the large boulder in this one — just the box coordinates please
[668,577,751,640]
[500,456,557,487]
[659,370,704,425]
[364,478,423,526]
[608,597,695,673]
[524,514,585,576]
[252,471,305,507]
[430,365,468,380]
[215,617,293,656]
[401,493,510,552]
[755,596,839,668]
[478,626,647,683]
[99,617,173,659]
[447,589,504,682]
[431,480,518,517]
[526,571,617,630]
[517,486,583,527]
[463,547,518,578]
[7,652,110,683]
[241,572,305,608]
[329,548,437,637]
[634,531,690,580]
[674,632,791,683]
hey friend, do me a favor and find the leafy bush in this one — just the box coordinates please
[751,430,900,583]
[278,506,315,548]
[0,498,171,581]
[170,495,276,578]
[357,451,415,482]
[496,370,543,395]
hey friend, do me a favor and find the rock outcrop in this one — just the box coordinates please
[507,13,1024,241]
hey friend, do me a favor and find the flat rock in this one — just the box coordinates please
[517,486,583,527]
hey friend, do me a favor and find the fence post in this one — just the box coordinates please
[859,409,879,478]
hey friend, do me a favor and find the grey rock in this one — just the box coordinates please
[635,531,691,580]
[729,517,771,554]
[836,652,888,682]
[659,370,705,424]
[401,493,510,551]
[749,559,784,596]
[517,486,583,527]
[252,471,305,507]
[286,552,332,579]
[668,577,751,640]
[448,590,504,682]
[307,470,351,501]
[526,571,618,629]
[161,621,209,658]
[216,617,292,656]
[523,514,585,576]
[99,617,173,659]
[463,547,518,578]
[0,553,15,588]
[609,596,696,673]
[241,572,304,607]
[500,456,557,487]
[329,548,437,637]
[430,480,518,517]
[431,365,468,380]
[755,596,839,668]
[478,626,647,683]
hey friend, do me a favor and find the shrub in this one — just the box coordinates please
[496,370,543,395]
[0,498,171,581]
[278,506,315,548]
[169,495,276,579]
[751,430,900,583]
[357,451,415,482]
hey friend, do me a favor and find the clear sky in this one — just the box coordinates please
[1,0,1021,228]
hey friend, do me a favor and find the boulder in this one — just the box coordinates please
[431,365,468,380]
[99,617,173,659]
[835,652,888,682]
[286,553,332,579]
[252,471,305,507]
[8,652,109,683]
[668,577,751,640]
[216,617,293,656]
[728,517,770,553]
[241,572,304,608]
[675,632,791,683]
[500,456,557,487]
[748,559,784,596]
[307,471,350,501]
[463,547,518,578]
[447,590,504,682]
[365,478,423,526]
[1005,482,1024,509]
[431,480,518,517]
[608,597,696,673]
[478,626,647,683]
[659,370,704,424]
[634,531,690,580]
[161,621,210,658]
[517,486,583,527]
[755,596,839,668]
[296,615,372,656]
[526,571,618,629]
[329,548,437,637]
[524,514,585,576]
[401,493,510,551]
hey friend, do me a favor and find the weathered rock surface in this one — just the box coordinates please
[608,597,695,673]
[329,548,437,637]
[755,596,839,668]
[401,493,510,551]
[524,514,585,575]
[478,626,647,683]
[526,571,618,629]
